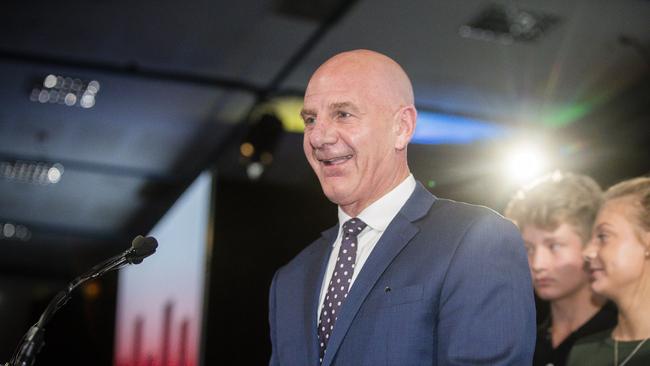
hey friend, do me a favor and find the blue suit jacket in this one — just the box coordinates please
[269,183,536,365]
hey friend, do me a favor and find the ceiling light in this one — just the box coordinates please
[30,74,100,108]
[64,93,77,106]
[87,80,101,94]
[0,222,31,241]
[43,74,57,88]
[47,163,64,183]
[2,223,15,238]
[0,160,64,185]
[80,92,95,108]
[460,4,560,45]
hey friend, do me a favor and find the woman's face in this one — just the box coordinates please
[583,198,649,300]
[522,223,591,302]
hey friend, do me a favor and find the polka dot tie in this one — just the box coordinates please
[317,218,367,364]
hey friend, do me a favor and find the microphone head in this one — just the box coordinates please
[131,235,145,248]
[126,235,158,264]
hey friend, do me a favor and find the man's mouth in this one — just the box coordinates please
[589,267,604,274]
[534,277,553,286]
[318,154,353,166]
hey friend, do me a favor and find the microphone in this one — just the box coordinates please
[81,235,158,280]
[5,235,158,366]
[126,235,158,264]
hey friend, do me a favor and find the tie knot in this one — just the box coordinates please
[342,218,367,237]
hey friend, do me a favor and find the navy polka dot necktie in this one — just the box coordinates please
[317,218,367,364]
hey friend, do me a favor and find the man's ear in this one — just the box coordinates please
[394,105,416,151]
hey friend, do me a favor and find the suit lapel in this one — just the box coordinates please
[321,183,435,366]
[303,225,338,365]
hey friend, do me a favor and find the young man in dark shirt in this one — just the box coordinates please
[506,171,617,366]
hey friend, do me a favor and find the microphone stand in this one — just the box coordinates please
[4,236,157,366]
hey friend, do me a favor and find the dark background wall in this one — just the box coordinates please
[204,177,335,365]
[0,275,116,364]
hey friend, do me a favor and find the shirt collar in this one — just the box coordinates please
[337,174,416,232]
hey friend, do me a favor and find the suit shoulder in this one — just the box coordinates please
[426,197,513,228]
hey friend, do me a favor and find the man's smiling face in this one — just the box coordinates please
[301,52,413,216]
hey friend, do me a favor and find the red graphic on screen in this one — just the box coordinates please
[115,300,197,366]
[113,173,210,366]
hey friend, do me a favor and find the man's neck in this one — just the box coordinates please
[340,169,410,217]
[550,286,604,347]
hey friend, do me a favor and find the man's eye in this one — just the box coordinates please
[337,111,351,119]
[303,117,315,125]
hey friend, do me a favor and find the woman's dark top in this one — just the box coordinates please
[567,329,650,366]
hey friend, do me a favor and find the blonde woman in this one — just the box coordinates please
[569,176,650,365]
[505,171,616,366]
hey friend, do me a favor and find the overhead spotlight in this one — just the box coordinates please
[460,3,560,45]
[240,113,284,181]
[0,160,64,185]
[503,143,548,184]
[30,74,100,109]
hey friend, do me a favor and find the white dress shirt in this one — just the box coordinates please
[317,174,417,318]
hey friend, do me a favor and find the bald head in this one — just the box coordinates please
[306,49,414,111]
[301,50,417,216]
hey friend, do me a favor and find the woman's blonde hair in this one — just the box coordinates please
[603,176,650,236]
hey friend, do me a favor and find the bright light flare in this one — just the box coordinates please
[504,144,547,184]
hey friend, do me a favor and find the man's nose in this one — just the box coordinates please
[530,249,550,272]
[308,118,337,148]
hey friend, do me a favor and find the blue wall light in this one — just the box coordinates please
[412,111,509,145]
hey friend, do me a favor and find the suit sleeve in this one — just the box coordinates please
[268,270,280,366]
[437,213,536,365]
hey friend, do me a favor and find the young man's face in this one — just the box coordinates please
[522,223,591,301]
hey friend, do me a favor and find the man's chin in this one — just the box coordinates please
[534,290,558,301]
[322,191,347,205]
[321,184,353,206]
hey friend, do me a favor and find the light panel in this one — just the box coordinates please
[412,111,508,145]
[30,74,100,109]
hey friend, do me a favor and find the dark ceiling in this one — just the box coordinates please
[0,0,648,276]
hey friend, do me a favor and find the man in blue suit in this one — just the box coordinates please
[268,49,536,365]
